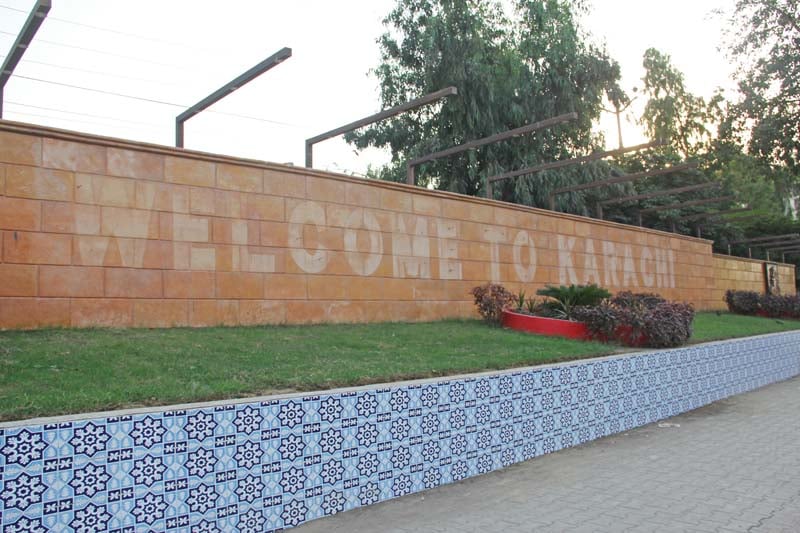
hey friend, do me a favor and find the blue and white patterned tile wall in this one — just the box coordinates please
[1,332,799,532]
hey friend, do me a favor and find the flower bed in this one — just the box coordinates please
[501,310,590,340]
[472,283,694,349]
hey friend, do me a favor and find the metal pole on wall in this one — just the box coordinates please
[305,86,458,169]
[766,242,800,253]
[597,182,720,216]
[0,0,51,118]
[407,112,578,186]
[719,214,765,225]
[175,47,292,148]
[486,140,663,194]
[548,163,697,212]
[638,195,736,216]
[676,207,752,222]
[731,233,800,245]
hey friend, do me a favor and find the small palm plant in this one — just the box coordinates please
[515,290,526,311]
[525,297,540,314]
[536,284,611,321]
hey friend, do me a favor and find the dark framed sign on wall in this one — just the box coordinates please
[765,262,781,294]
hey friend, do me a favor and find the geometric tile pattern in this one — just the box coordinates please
[1,332,799,532]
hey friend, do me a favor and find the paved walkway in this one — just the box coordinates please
[297,376,800,532]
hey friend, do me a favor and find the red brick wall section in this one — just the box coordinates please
[0,121,795,328]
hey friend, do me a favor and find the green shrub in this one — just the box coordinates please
[760,294,796,318]
[610,291,666,309]
[724,290,760,315]
[572,302,618,340]
[640,301,695,348]
[724,289,800,319]
[471,283,515,325]
[790,297,800,319]
[575,292,694,348]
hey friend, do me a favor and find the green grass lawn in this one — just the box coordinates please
[0,312,798,422]
[691,312,800,342]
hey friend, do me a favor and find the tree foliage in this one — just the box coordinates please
[614,48,790,237]
[723,0,800,177]
[639,48,721,158]
[347,0,622,212]
[345,0,798,280]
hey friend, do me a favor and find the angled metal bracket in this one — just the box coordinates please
[731,234,799,245]
[176,47,291,147]
[548,163,697,211]
[0,0,51,118]
[596,181,720,220]
[407,112,578,187]
[305,86,457,168]
[488,140,662,188]
[676,207,751,222]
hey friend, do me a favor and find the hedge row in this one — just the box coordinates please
[573,292,694,349]
[724,290,800,319]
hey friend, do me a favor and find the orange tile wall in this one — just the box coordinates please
[711,255,796,305]
[0,121,794,328]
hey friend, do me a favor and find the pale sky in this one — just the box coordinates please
[0,0,735,176]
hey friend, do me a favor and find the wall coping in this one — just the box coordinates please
[712,253,795,268]
[0,119,712,246]
[2,329,796,430]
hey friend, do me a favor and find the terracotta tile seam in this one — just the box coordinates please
[0,120,712,245]
[5,162,281,215]
[712,253,795,268]
[30,299,479,318]
[69,235,78,264]
[38,131,44,166]
[0,254,720,274]
[0,298,484,303]
[0,300,712,324]
[1,263,700,294]
[3,161,712,251]
[3,216,713,258]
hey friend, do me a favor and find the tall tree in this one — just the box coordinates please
[638,48,720,158]
[723,0,800,180]
[347,0,622,213]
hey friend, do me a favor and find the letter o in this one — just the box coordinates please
[513,230,538,283]
[288,201,329,273]
[344,209,384,276]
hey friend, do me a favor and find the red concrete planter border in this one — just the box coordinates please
[501,309,590,340]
